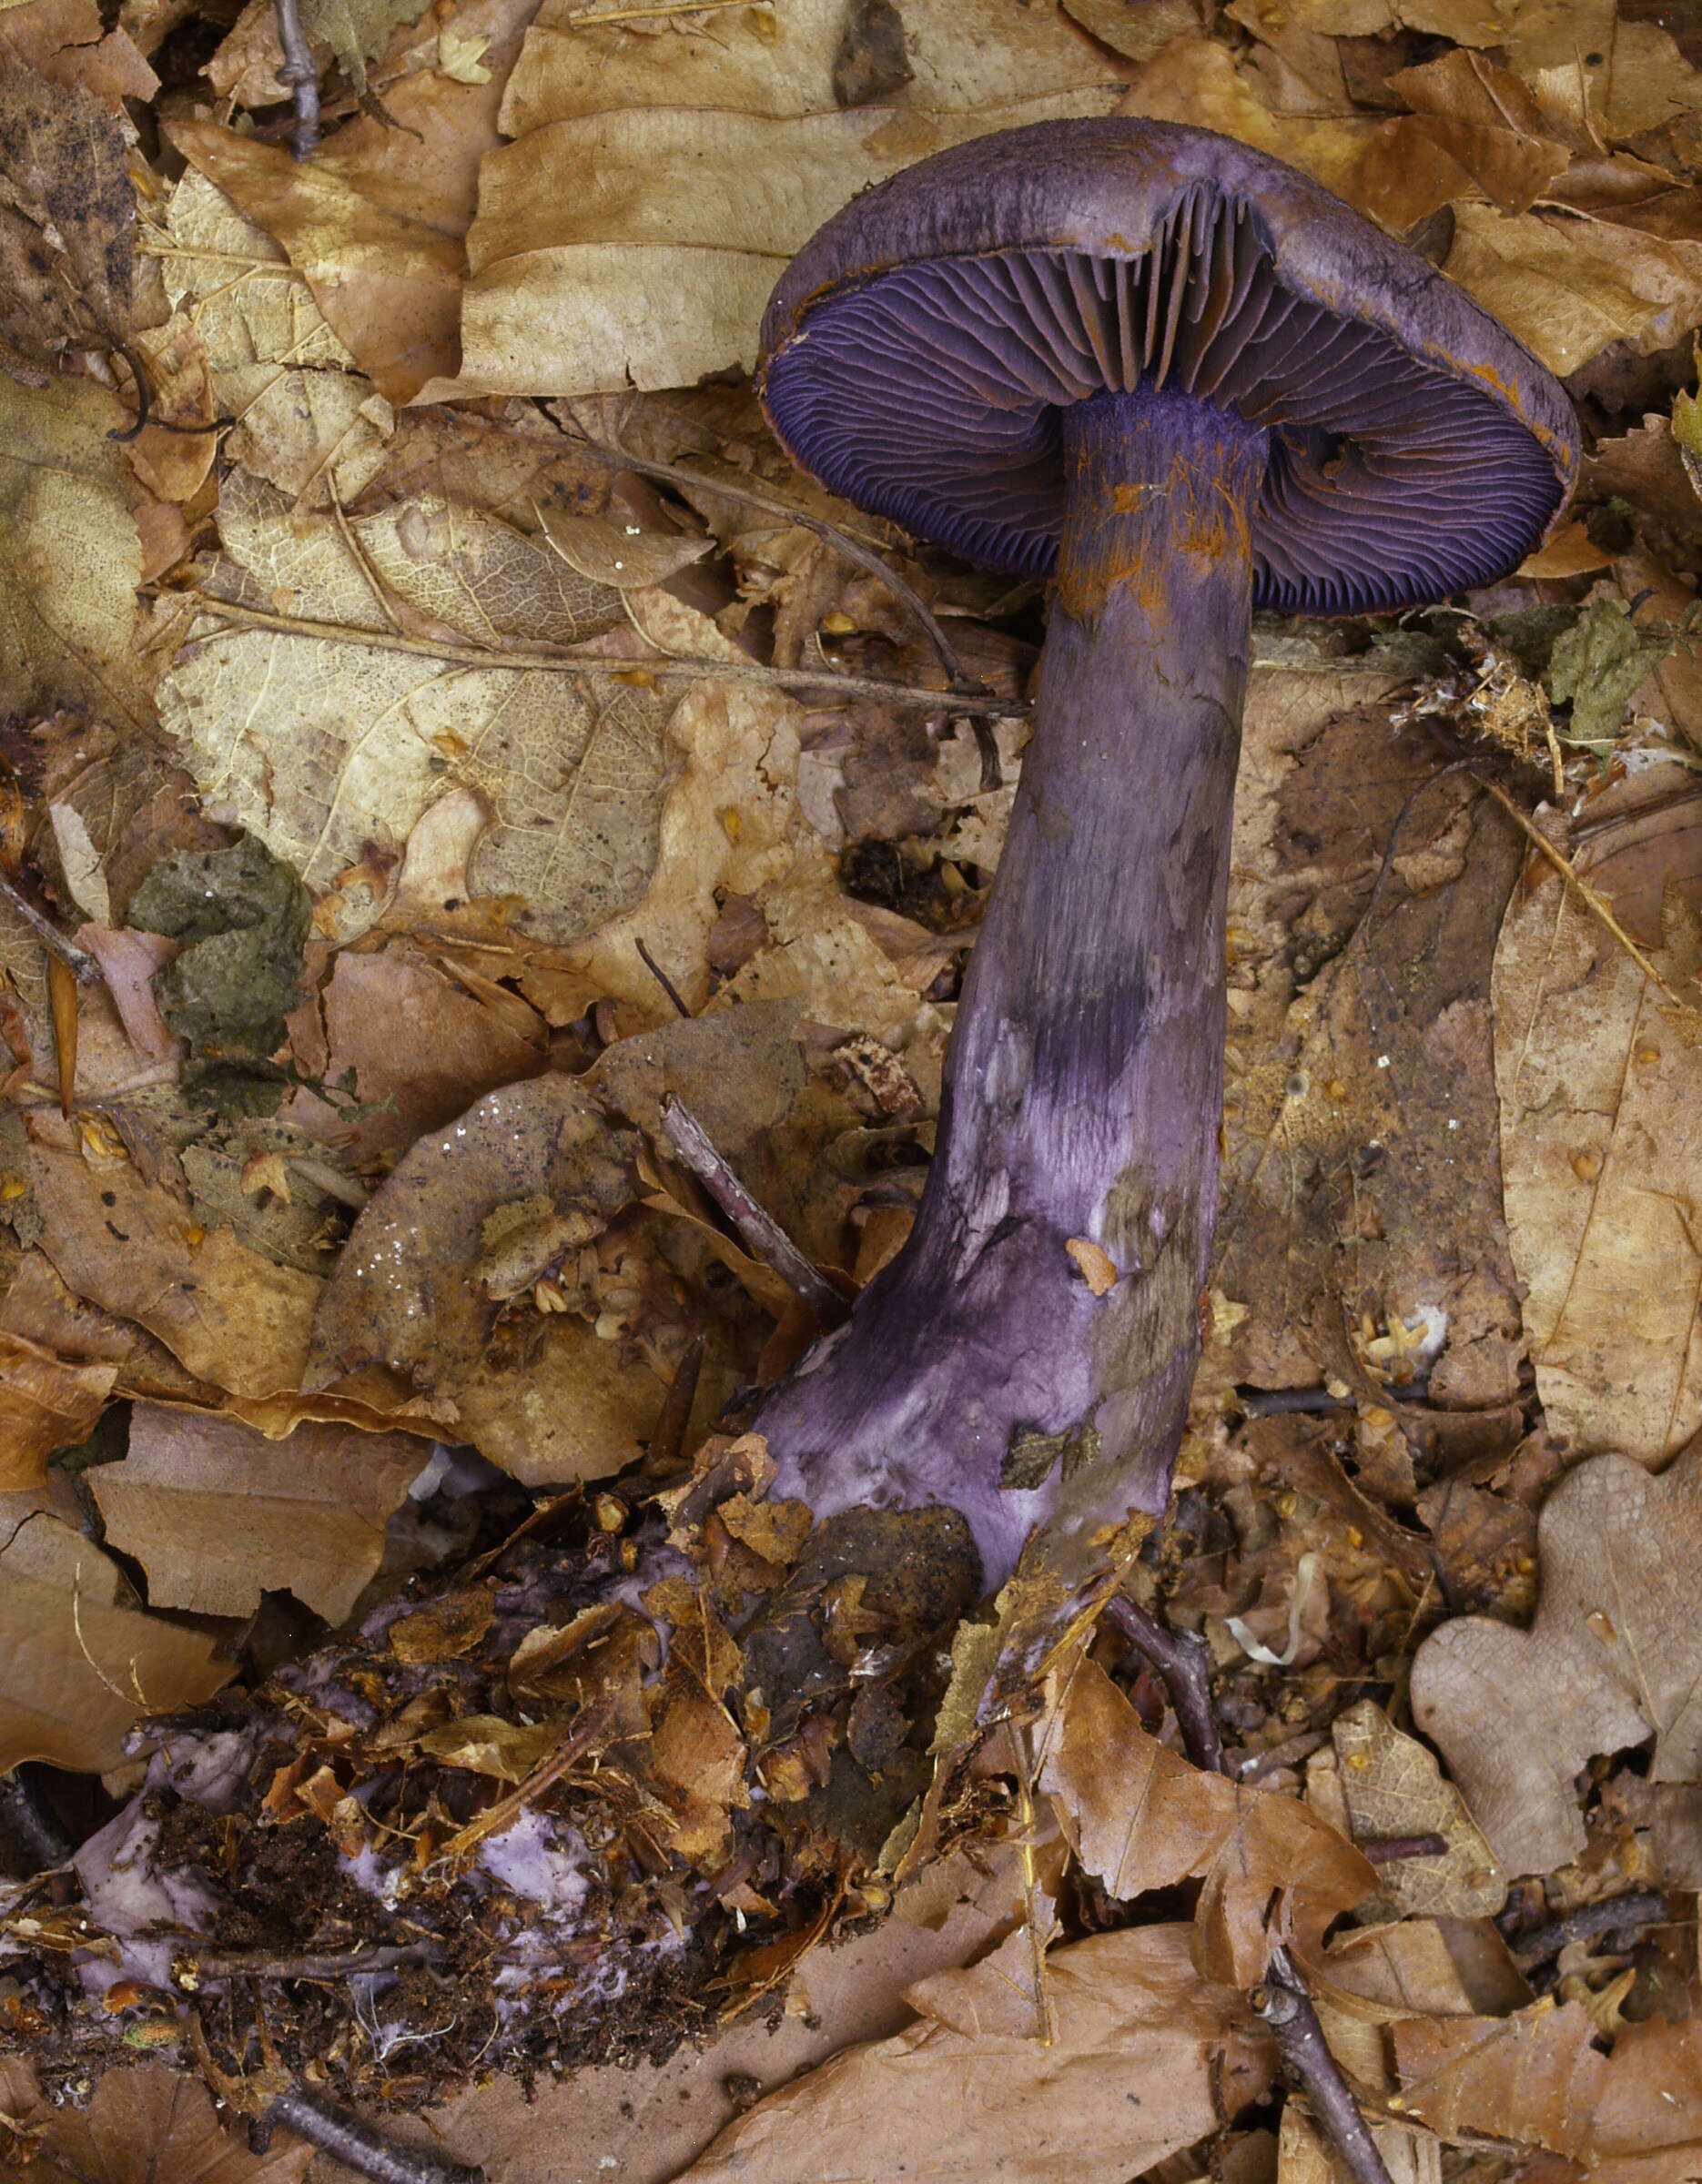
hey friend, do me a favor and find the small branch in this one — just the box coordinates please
[264,2087,482,2184]
[661,1095,848,1328]
[106,343,229,445]
[563,0,750,22]
[272,0,322,161]
[191,1942,444,1980]
[647,1332,705,1471]
[561,432,976,693]
[1255,1946,1396,2184]
[1237,1385,1353,1419]
[177,593,1021,715]
[0,1767,76,1873]
[634,935,690,1018]
[1359,1834,1447,1866]
[0,876,100,984]
[1506,1889,1669,1969]
[1104,1593,1222,1775]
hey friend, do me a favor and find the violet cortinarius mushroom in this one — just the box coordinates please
[753,118,1578,1605]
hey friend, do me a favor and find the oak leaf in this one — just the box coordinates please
[1412,1439,1702,1875]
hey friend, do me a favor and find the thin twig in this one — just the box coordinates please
[191,1942,444,1980]
[634,935,690,1018]
[0,1768,75,1873]
[1470,769,1693,1011]
[1505,1890,1669,1969]
[1359,1834,1447,1866]
[272,0,322,160]
[1256,1946,1396,2184]
[561,431,975,692]
[177,593,1021,715]
[661,1095,848,1328]
[0,876,100,984]
[1104,1594,1223,1775]
[264,2087,482,2184]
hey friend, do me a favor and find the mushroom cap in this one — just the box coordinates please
[757,119,1580,615]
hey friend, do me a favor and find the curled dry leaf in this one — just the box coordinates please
[677,1924,1276,2184]
[0,1500,233,1773]
[20,1117,319,1400]
[1393,2000,1702,2178]
[1038,1653,1374,1985]
[0,1325,116,1490]
[1331,1699,1505,1919]
[90,1404,431,1623]
[1411,1438,1702,1876]
[1492,786,1702,1464]
[536,501,712,589]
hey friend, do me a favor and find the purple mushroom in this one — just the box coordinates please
[753,119,1578,1604]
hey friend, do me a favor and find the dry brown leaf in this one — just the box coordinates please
[167,0,539,403]
[1442,205,1702,376]
[89,1403,430,1622]
[0,1326,116,1488]
[0,374,148,729]
[0,54,132,383]
[1331,1699,1506,1919]
[149,167,353,382]
[1119,36,1564,233]
[1493,787,1702,1462]
[1038,1653,1374,1984]
[2,0,159,112]
[221,366,390,508]
[1411,1437,1702,1876]
[306,947,546,1162]
[650,1676,747,1863]
[0,1498,233,1773]
[1062,0,1197,65]
[161,484,677,925]
[1393,2002,1702,2175]
[1279,2102,1440,2184]
[437,89,1124,402]
[0,2058,311,2183]
[498,0,1128,155]
[677,1923,1276,2184]
[20,1124,318,1399]
[536,502,712,590]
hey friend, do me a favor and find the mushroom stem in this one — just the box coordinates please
[759,388,1267,1589]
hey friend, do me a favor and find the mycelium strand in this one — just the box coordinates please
[757,386,1270,1593]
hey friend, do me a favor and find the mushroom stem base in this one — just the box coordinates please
[757,387,1266,1594]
